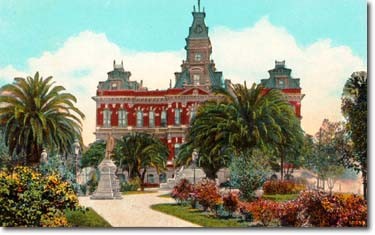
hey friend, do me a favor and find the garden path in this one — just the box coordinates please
[78,189,200,227]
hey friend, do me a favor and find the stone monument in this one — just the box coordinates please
[91,132,122,200]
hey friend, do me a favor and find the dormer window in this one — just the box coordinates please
[111,83,118,90]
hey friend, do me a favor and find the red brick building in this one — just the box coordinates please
[92,3,304,179]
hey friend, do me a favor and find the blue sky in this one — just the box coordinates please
[0,0,367,144]
[0,0,367,70]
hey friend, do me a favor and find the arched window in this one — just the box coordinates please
[149,111,155,128]
[175,108,181,125]
[103,109,111,128]
[118,109,127,127]
[161,110,167,127]
[136,111,143,128]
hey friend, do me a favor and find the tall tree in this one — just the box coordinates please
[114,132,169,190]
[341,71,367,199]
[177,82,304,180]
[0,72,85,166]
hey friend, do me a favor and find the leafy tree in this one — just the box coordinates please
[114,132,169,190]
[0,72,85,166]
[341,71,367,199]
[307,119,346,190]
[230,149,271,201]
[81,140,106,168]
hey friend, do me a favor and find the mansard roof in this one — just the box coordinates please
[260,61,301,89]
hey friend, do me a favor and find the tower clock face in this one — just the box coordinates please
[195,24,203,34]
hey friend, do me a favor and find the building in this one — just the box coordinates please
[92,1,304,183]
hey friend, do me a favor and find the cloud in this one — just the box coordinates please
[0,31,183,145]
[210,17,366,136]
[0,18,366,145]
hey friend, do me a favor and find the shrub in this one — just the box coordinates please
[263,180,306,195]
[223,192,240,217]
[120,178,141,192]
[194,179,223,213]
[171,178,193,205]
[0,166,81,227]
[239,199,279,226]
[230,150,271,201]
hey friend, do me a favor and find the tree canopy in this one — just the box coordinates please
[0,72,85,165]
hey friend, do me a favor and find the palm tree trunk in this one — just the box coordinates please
[140,169,147,191]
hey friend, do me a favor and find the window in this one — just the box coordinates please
[111,83,118,90]
[189,110,196,123]
[193,74,200,85]
[194,53,202,61]
[175,108,181,125]
[103,109,111,128]
[136,111,143,128]
[174,144,181,158]
[118,109,127,127]
[161,110,167,127]
[277,79,285,88]
[149,111,155,128]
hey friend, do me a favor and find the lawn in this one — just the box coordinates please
[151,204,248,227]
[122,190,158,195]
[262,194,299,202]
[158,193,172,198]
[65,207,111,227]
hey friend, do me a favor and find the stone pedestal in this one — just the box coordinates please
[91,159,122,200]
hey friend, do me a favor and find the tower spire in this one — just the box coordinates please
[198,0,201,12]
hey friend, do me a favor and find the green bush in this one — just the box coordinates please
[230,150,271,201]
[0,166,81,227]
[120,178,140,192]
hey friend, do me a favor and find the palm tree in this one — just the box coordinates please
[0,72,85,166]
[177,82,304,180]
[114,132,169,190]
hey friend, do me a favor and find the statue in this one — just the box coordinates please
[105,132,115,159]
[40,148,48,164]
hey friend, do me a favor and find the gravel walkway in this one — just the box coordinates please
[78,190,200,227]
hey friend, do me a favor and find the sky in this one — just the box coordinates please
[0,0,367,145]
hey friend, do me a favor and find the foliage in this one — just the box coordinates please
[0,130,12,169]
[114,132,168,190]
[239,199,279,226]
[262,180,306,195]
[177,83,304,180]
[0,72,84,165]
[171,178,194,205]
[120,177,141,192]
[65,208,111,227]
[223,192,240,217]
[0,166,81,227]
[230,150,271,201]
[81,141,106,168]
[341,71,367,199]
[194,179,223,213]
[151,204,247,227]
[292,191,367,227]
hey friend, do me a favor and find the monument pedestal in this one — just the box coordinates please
[91,159,122,200]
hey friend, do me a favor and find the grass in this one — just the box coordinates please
[158,193,172,198]
[262,194,299,202]
[122,190,158,195]
[65,207,111,227]
[151,204,248,227]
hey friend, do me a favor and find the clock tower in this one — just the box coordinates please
[174,0,224,90]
